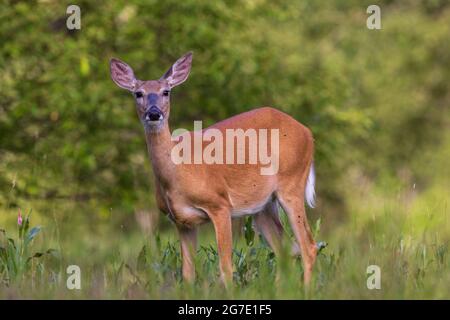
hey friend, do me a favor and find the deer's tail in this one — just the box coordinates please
[305,162,316,208]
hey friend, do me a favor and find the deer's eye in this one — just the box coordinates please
[134,92,143,98]
[163,90,170,96]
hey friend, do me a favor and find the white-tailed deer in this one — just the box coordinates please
[110,52,318,285]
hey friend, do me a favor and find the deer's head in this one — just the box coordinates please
[110,52,193,131]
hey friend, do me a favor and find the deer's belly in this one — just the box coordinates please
[230,193,274,218]
[231,202,268,217]
[167,203,209,227]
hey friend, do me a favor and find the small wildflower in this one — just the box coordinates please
[18,208,23,226]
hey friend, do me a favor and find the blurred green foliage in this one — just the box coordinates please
[0,1,449,218]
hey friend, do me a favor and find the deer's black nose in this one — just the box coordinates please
[145,106,162,121]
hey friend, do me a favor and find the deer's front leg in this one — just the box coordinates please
[208,208,233,285]
[177,225,197,283]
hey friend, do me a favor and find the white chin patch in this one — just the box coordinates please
[143,118,163,130]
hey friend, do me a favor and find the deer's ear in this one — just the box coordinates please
[160,52,193,88]
[110,58,136,91]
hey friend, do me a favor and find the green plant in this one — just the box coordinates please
[0,209,58,286]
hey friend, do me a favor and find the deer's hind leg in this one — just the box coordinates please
[253,201,284,255]
[276,169,317,284]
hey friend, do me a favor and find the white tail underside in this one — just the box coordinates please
[305,162,316,208]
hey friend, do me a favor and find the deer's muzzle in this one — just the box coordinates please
[145,106,163,122]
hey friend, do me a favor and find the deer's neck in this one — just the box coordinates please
[144,123,176,186]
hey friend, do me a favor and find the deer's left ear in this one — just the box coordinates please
[160,52,193,88]
[110,58,137,91]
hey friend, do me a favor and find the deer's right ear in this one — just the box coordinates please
[110,58,136,91]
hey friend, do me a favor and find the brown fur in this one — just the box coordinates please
[110,53,317,285]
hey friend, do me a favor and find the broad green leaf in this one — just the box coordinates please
[244,217,255,246]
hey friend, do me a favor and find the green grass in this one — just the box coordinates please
[0,184,449,299]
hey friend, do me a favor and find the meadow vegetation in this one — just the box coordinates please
[0,0,449,299]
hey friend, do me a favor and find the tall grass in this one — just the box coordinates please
[0,180,448,299]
